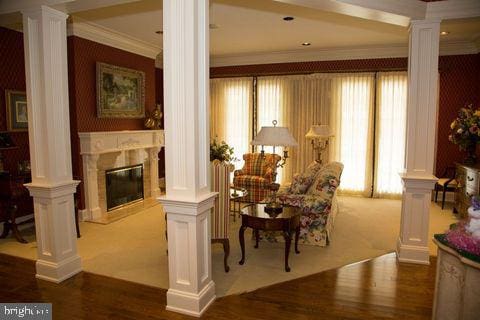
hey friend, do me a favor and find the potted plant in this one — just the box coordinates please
[449,104,480,164]
[210,138,236,164]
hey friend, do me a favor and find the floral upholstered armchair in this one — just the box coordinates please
[278,161,344,246]
[233,153,281,203]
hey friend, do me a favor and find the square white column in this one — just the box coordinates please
[398,19,441,265]
[158,0,217,317]
[22,5,81,282]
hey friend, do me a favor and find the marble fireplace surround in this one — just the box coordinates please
[79,130,164,223]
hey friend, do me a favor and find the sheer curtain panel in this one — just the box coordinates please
[330,73,375,196]
[210,77,253,170]
[374,72,408,197]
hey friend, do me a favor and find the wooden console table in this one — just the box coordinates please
[454,163,480,219]
[238,204,300,272]
[0,172,33,243]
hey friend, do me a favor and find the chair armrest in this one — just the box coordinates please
[234,169,245,177]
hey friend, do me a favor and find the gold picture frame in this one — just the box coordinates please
[96,62,145,118]
[5,90,28,132]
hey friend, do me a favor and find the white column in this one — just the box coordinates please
[22,5,81,282]
[81,153,101,220]
[158,0,216,317]
[398,19,441,265]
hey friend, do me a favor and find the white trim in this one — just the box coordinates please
[426,0,480,20]
[67,17,161,59]
[210,41,479,67]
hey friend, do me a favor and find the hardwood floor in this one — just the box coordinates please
[0,253,436,319]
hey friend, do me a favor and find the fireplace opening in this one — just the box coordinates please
[106,164,144,211]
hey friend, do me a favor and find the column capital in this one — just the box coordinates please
[409,18,442,27]
[21,4,68,20]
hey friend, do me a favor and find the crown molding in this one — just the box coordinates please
[67,17,161,59]
[210,41,479,67]
[426,0,480,20]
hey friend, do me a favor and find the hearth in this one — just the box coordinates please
[106,164,144,211]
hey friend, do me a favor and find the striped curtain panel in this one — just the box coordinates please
[211,160,232,240]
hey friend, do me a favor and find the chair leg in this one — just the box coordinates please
[222,239,230,273]
[434,184,439,203]
[441,188,447,210]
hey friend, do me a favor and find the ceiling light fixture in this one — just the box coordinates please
[440,31,449,36]
[302,42,311,46]
[283,16,294,21]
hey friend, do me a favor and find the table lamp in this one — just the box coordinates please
[305,125,333,165]
[251,120,298,213]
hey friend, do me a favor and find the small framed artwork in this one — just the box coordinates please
[5,90,28,131]
[96,62,145,118]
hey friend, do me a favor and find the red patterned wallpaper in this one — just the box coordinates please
[0,27,30,174]
[68,36,156,208]
[211,54,480,177]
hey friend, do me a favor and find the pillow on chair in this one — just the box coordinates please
[288,161,323,194]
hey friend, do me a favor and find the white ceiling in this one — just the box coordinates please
[70,0,480,59]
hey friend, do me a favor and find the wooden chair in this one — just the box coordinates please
[434,166,457,210]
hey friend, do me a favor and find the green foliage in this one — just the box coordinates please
[210,138,236,162]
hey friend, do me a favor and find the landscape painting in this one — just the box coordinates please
[96,62,145,118]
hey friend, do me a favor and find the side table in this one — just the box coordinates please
[230,187,247,222]
[238,203,300,272]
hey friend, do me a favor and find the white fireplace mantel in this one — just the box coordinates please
[78,130,164,222]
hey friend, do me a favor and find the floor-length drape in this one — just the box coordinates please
[257,75,332,184]
[374,72,408,197]
[330,73,375,196]
[210,77,253,170]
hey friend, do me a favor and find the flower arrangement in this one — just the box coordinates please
[449,105,480,163]
[210,138,237,163]
[442,195,480,259]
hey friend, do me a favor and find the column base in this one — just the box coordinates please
[85,207,101,221]
[396,238,430,265]
[36,254,82,283]
[166,280,216,317]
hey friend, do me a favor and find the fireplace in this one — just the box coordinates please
[106,164,144,211]
[78,130,164,223]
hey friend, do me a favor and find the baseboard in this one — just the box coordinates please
[396,238,430,265]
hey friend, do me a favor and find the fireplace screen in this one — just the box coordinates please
[106,164,144,211]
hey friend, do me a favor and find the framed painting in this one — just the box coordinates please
[96,62,145,118]
[5,90,28,131]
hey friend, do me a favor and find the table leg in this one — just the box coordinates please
[222,239,230,272]
[295,226,300,254]
[239,225,247,265]
[0,221,10,239]
[283,231,292,272]
[254,229,260,248]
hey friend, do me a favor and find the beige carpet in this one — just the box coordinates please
[0,196,457,297]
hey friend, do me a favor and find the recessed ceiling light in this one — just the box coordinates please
[440,31,449,36]
[155,30,163,35]
[283,16,294,21]
[302,42,311,46]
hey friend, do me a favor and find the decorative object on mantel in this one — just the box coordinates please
[5,90,28,132]
[96,62,145,118]
[449,104,480,164]
[305,124,334,164]
[144,104,163,129]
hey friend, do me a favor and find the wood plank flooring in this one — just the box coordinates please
[0,253,436,319]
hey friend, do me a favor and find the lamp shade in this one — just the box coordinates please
[251,126,298,147]
[305,125,333,139]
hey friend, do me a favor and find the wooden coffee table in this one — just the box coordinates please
[238,203,300,272]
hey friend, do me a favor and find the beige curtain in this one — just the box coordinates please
[330,73,375,196]
[374,71,408,198]
[210,77,253,170]
[257,74,333,184]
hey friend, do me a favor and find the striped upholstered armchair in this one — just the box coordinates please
[211,160,234,272]
[233,153,281,203]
